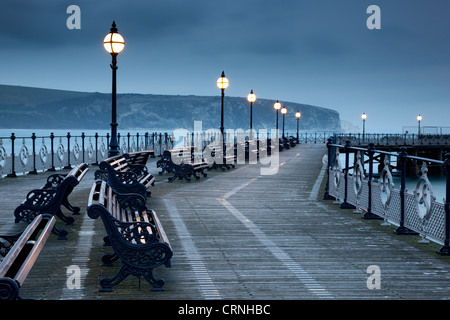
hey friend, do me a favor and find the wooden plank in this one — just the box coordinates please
[148,210,171,248]
[87,181,100,206]
[0,215,44,278]
[15,216,56,286]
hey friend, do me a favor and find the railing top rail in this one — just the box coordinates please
[329,142,447,165]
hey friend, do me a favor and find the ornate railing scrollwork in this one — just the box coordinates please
[39,138,48,167]
[379,156,394,209]
[332,148,341,190]
[0,139,6,175]
[352,151,365,212]
[57,137,65,165]
[353,151,365,196]
[121,139,127,154]
[414,162,436,221]
[19,139,29,173]
[100,137,106,158]
[87,137,94,163]
[73,137,80,161]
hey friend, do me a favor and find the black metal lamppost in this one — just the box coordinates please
[217,71,229,165]
[295,111,301,143]
[247,90,256,139]
[104,21,125,157]
[417,114,422,137]
[274,100,281,137]
[281,106,287,139]
[361,112,367,140]
[217,71,229,137]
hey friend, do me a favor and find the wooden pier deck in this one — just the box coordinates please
[1,143,450,303]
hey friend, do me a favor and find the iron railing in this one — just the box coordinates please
[0,131,173,178]
[335,133,450,146]
[324,139,450,255]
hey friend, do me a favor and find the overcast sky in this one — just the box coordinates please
[0,0,449,133]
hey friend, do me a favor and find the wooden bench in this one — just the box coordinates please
[0,214,56,300]
[95,154,155,197]
[157,147,210,182]
[13,168,85,239]
[87,180,172,292]
[95,154,155,188]
[287,136,297,147]
[123,150,154,166]
[43,163,89,215]
[205,143,236,170]
[280,138,289,150]
[234,139,268,162]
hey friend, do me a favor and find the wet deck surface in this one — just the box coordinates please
[1,143,450,302]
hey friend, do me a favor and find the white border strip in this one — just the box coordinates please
[164,197,222,299]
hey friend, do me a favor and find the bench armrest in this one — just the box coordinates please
[43,174,67,189]
[114,191,147,212]
[128,164,148,177]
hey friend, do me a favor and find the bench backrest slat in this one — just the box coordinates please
[0,216,44,278]
[14,216,56,285]
[0,215,55,286]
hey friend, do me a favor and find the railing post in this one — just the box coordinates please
[81,132,85,163]
[29,133,37,174]
[437,153,450,255]
[394,147,418,235]
[323,138,335,200]
[159,133,162,156]
[363,143,382,219]
[7,133,17,177]
[165,133,168,151]
[144,132,148,150]
[136,132,140,151]
[64,132,72,169]
[94,133,99,165]
[340,140,356,209]
[48,132,56,171]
